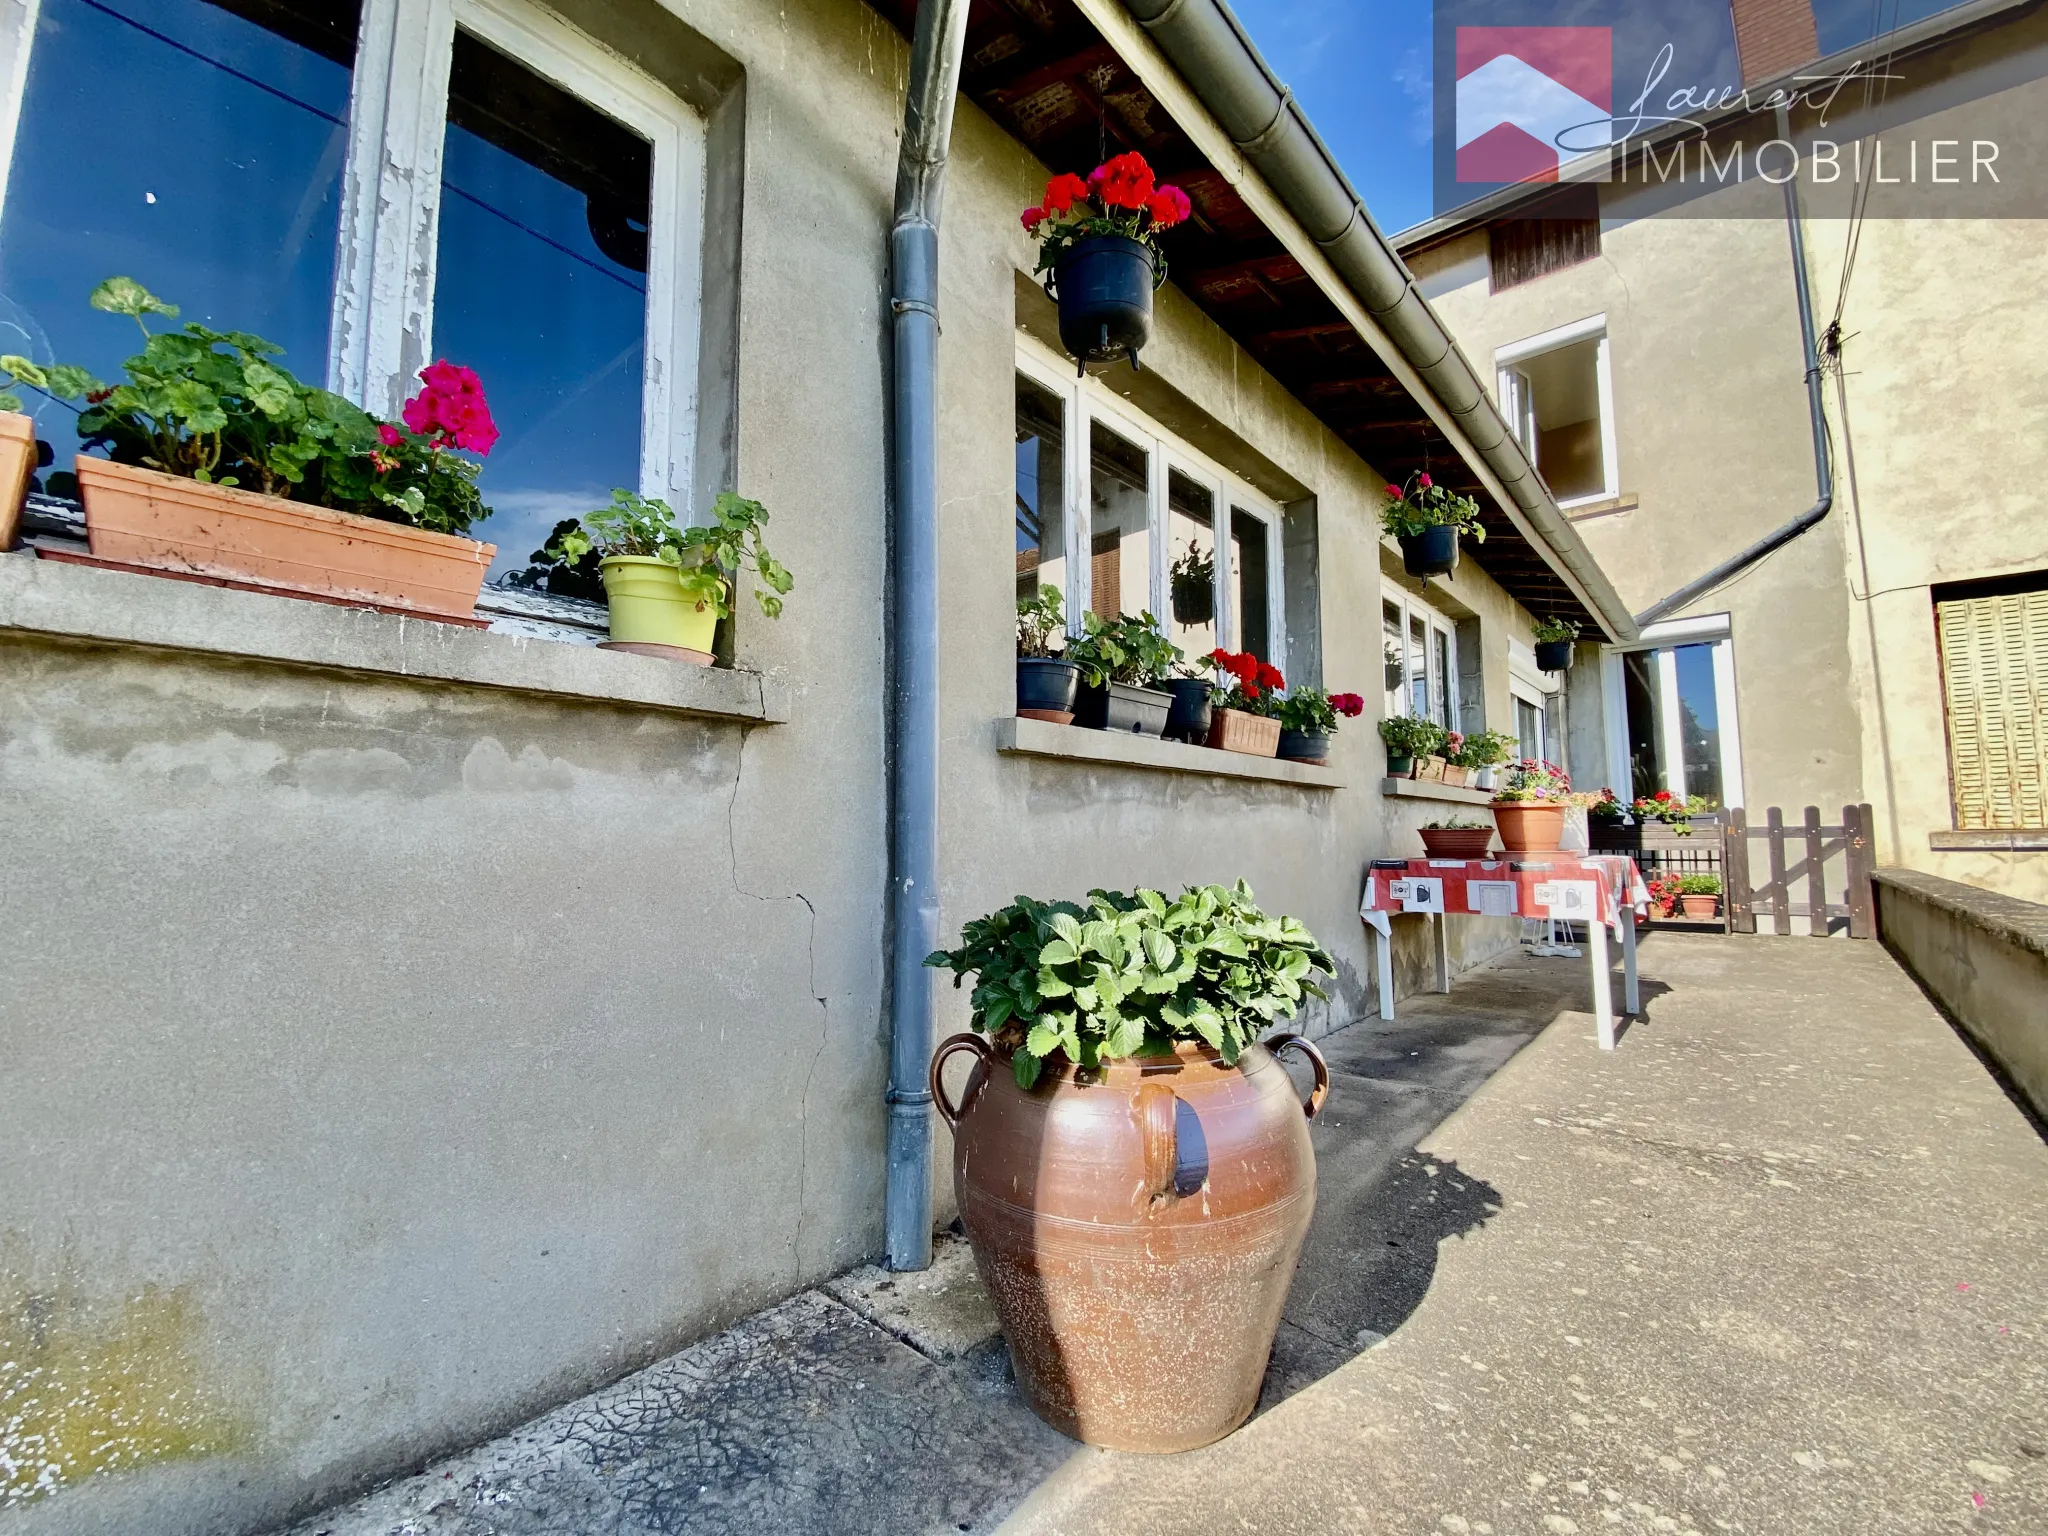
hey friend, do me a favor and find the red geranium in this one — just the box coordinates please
[1146,185,1192,228]
[1257,661,1286,690]
[1042,172,1088,214]
[1331,693,1367,718]
[1088,151,1156,210]
[1021,205,1046,232]
[401,360,498,455]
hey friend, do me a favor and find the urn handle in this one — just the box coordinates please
[930,1033,994,1129]
[1264,1033,1331,1120]
[1135,1080,1178,1202]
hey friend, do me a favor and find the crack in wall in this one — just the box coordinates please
[724,727,833,1288]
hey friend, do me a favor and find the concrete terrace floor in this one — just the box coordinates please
[280,936,2048,1536]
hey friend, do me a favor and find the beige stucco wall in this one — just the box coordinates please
[0,0,1565,1532]
[1407,210,1869,822]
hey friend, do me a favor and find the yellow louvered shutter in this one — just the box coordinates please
[1937,589,2048,829]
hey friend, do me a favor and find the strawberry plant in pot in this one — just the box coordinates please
[1273,686,1365,765]
[544,489,790,664]
[1022,155,1191,372]
[1014,584,1079,723]
[1491,758,1573,852]
[924,881,1332,1452]
[2,278,498,619]
[1066,611,1179,735]
[1418,816,1495,859]
[1381,470,1484,579]
[1201,649,1285,756]
[1533,614,1581,672]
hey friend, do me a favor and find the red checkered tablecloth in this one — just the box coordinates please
[1360,855,1650,932]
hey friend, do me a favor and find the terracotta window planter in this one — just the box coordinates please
[1206,707,1280,757]
[76,456,495,622]
[1414,754,1449,783]
[1491,800,1566,853]
[932,1033,1329,1452]
[0,411,34,552]
[1418,826,1494,859]
[1680,894,1721,920]
[1441,762,1470,788]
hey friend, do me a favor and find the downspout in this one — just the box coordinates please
[883,0,970,1274]
[1632,108,1833,628]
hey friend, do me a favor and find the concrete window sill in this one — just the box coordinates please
[1929,829,2048,852]
[995,716,1341,788]
[0,551,789,724]
[1381,777,1495,806]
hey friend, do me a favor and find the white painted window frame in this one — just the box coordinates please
[0,0,706,511]
[1380,583,1460,733]
[1599,613,1746,808]
[1017,335,1285,662]
[1495,312,1619,510]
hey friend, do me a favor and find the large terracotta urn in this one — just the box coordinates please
[931,1032,1329,1453]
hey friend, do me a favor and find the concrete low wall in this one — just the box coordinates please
[1873,869,2048,1124]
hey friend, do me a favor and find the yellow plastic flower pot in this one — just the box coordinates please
[599,555,720,662]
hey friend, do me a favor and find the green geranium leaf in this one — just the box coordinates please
[90,276,178,320]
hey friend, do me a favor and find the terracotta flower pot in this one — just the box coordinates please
[1419,826,1494,859]
[932,1033,1329,1453]
[76,456,494,620]
[0,411,35,551]
[1680,894,1721,919]
[1492,801,1566,853]
[1207,707,1280,757]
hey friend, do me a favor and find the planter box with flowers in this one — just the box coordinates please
[1198,648,1284,756]
[1419,817,1494,859]
[925,880,1332,1452]
[1490,757,1573,851]
[2,277,499,621]
[1272,685,1366,765]
[1381,469,1484,580]
[1449,728,1517,793]
[1022,157,1191,372]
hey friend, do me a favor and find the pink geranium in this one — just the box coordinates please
[401,361,498,456]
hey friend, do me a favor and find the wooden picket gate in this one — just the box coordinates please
[1721,804,1877,938]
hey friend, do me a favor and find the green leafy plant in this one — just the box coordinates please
[1064,611,1180,688]
[1169,543,1214,626]
[1584,788,1628,821]
[1533,615,1582,644]
[1449,727,1518,768]
[925,881,1333,1089]
[1379,470,1485,543]
[1274,687,1367,736]
[1491,758,1572,803]
[0,277,492,536]
[1378,714,1445,757]
[1017,585,1067,659]
[1676,873,1723,896]
[547,489,793,619]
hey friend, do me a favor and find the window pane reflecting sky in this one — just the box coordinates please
[0,0,351,473]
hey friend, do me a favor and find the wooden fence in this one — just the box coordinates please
[1722,804,1877,938]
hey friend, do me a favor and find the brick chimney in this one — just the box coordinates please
[1729,0,1821,85]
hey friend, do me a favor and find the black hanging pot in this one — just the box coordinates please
[1399,525,1459,578]
[1017,658,1081,724]
[1534,639,1575,673]
[1051,235,1156,370]
[1161,678,1214,745]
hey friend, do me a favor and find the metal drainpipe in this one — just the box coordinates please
[1632,107,1833,628]
[883,0,970,1274]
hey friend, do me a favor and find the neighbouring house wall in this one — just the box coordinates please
[1408,206,1869,822]
[0,2,1564,1534]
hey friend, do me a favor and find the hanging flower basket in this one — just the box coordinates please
[1382,471,1483,580]
[1024,155,1190,373]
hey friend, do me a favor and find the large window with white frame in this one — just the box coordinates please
[1602,616,1745,809]
[1380,586,1459,734]
[1496,314,1617,509]
[0,0,705,582]
[1016,339,1286,663]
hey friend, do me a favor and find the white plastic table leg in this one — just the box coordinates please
[1590,918,1615,1050]
[1432,912,1451,993]
[1621,905,1640,1014]
[1363,911,1395,1021]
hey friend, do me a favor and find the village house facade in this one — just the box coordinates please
[0,0,1641,1532]
[1396,0,2048,906]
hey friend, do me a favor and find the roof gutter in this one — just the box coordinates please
[1114,0,1638,644]
[1633,106,1831,627]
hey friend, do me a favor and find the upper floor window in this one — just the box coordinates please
[1015,340,1286,665]
[1381,587,1458,733]
[0,0,705,581]
[1497,314,1617,509]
